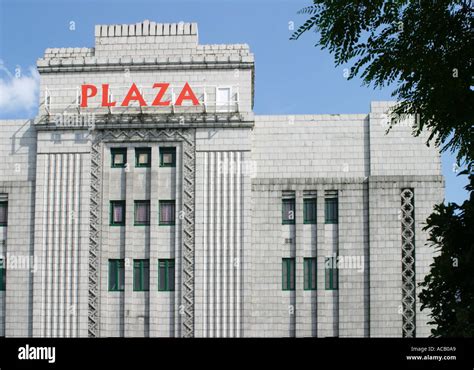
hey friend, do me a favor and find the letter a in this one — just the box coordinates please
[175,82,199,106]
[18,347,26,360]
[121,83,147,107]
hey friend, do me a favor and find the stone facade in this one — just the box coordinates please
[0,21,443,337]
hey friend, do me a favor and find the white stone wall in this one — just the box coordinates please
[0,120,37,337]
[250,108,443,337]
[253,114,369,178]
[369,101,441,176]
[249,180,369,337]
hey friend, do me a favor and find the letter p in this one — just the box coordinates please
[80,84,97,108]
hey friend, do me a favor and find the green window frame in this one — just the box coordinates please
[159,147,176,167]
[0,201,7,226]
[282,199,296,225]
[325,197,338,224]
[133,259,150,292]
[303,198,317,224]
[108,259,125,292]
[304,257,317,290]
[134,200,151,226]
[158,259,175,291]
[325,257,338,290]
[110,201,126,226]
[135,147,151,168]
[0,259,5,291]
[111,148,127,168]
[159,200,176,226]
[282,258,295,291]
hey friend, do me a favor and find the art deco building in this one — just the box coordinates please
[0,21,443,337]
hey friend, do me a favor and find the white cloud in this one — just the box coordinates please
[0,63,40,114]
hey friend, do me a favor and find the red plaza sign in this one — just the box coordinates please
[80,82,200,108]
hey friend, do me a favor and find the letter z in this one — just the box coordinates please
[152,83,171,106]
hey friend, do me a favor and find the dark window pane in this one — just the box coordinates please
[282,258,295,290]
[158,259,175,291]
[114,153,124,164]
[311,259,317,289]
[325,197,338,224]
[304,199,316,224]
[113,203,123,223]
[325,262,331,290]
[304,259,309,289]
[163,153,173,164]
[118,260,125,291]
[160,201,175,225]
[168,261,175,291]
[282,199,295,224]
[304,258,317,290]
[134,260,149,291]
[111,148,127,168]
[282,260,288,290]
[110,201,125,225]
[133,261,141,291]
[135,201,150,225]
[136,148,151,167]
[159,262,167,291]
[160,147,176,167]
[325,257,338,290]
[0,202,7,225]
[138,153,148,165]
[289,260,295,289]
[0,259,5,291]
[109,259,124,291]
[143,260,150,291]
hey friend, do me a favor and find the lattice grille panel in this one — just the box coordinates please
[401,188,416,338]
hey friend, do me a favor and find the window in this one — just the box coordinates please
[216,87,231,112]
[159,147,176,167]
[303,198,317,224]
[133,259,150,291]
[304,258,317,290]
[158,259,175,291]
[108,259,125,291]
[111,148,127,168]
[135,147,151,168]
[325,197,338,224]
[134,200,150,226]
[282,258,295,291]
[110,201,126,226]
[159,200,176,225]
[0,202,7,226]
[325,257,338,290]
[282,199,296,225]
[0,259,5,291]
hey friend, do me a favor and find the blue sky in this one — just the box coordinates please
[0,0,468,204]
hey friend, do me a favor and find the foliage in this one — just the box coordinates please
[419,171,474,337]
[291,1,474,166]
